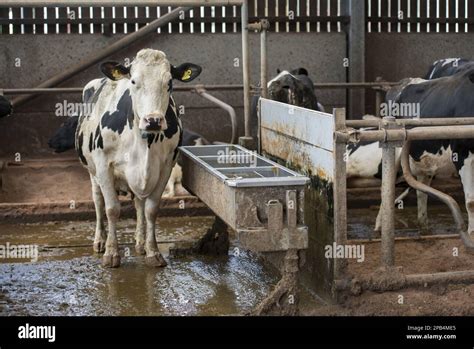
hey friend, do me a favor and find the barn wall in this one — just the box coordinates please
[0,32,346,158]
[365,33,474,114]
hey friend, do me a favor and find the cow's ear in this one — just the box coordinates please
[100,61,130,81]
[292,68,309,76]
[171,63,202,82]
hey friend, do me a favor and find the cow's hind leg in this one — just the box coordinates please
[459,154,474,235]
[416,175,433,232]
[91,175,106,253]
[134,197,146,255]
[144,199,167,267]
[99,174,121,268]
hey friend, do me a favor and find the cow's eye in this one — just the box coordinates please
[131,80,136,85]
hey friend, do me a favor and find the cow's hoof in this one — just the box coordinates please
[135,244,146,255]
[93,241,106,253]
[102,254,121,268]
[145,253,167,267]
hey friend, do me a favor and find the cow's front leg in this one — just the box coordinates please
[91,176,106,253]
[144,199,167,267]
[134,197,146,255]
[459,154,474,235]
[416,175,433,232]
[99,175,121,268]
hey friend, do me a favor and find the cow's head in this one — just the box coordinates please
[48,114,79,153]
[100,49,201,132]
[267,68,320,110]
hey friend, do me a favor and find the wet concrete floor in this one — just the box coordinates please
[0,217,279,316]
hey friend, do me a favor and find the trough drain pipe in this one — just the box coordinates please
[401,140,474,252]
[194,86,237,144]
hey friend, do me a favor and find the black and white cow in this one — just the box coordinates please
[75,49,201,268]
[425,58,474,80]
[250,68,324,140]
[267,68,324,112]
[394,67,474,235]
[0,95,12,118]
[48,114,207,197]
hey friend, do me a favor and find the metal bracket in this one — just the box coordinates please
[379,116,405,148]
[236,190,308,252]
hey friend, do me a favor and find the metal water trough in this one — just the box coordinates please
[180,144,309,252]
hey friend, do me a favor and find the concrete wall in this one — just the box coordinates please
[2,31,474,158]
[0,32,346,158]
[365,33,474,114]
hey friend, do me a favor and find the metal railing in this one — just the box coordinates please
[334,110,474,293]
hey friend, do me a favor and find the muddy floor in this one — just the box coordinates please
[1,205,474,316]
[301,205,474,316]
[0,217,280,316]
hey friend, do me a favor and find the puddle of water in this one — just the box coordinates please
[0,217,279,316]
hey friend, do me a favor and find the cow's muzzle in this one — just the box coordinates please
[139,114,167,132]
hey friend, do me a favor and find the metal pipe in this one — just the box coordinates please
[346,117,474,128]
[380,117,397,267]
[335,269,474,293]
[4,0,244,6]
[241,0,251,139]
[4,82,404,97]
[3,85,245,95]
[260,22,269,99]
[334,108,348,279]
[336,126,474,144]
[194,87,237,144]
[11,7,191,108]
[400,140,474,252]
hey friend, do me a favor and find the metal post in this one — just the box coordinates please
[333,108,348,280]
[380,116,397,268]
[260,20,270,99]
[342,0,366,119]
[239,0,254,149]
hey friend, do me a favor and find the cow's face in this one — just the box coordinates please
[101,49,201,132]
[267,69,314,108]
[48,115,79,153]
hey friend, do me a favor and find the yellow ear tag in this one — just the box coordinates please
[112,69,123,79]
[182,69,193,81]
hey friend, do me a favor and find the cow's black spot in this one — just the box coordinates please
[97,133,104,150]
[146,133,155,148]
[101,89,133,134]
[164,98,179,139]
[77,132,88,166]
[173,127,183,160]
[88,133,94,152]
[94,124,104,150]
[83,86,95,103]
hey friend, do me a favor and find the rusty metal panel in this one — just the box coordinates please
[260,98,335,182]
